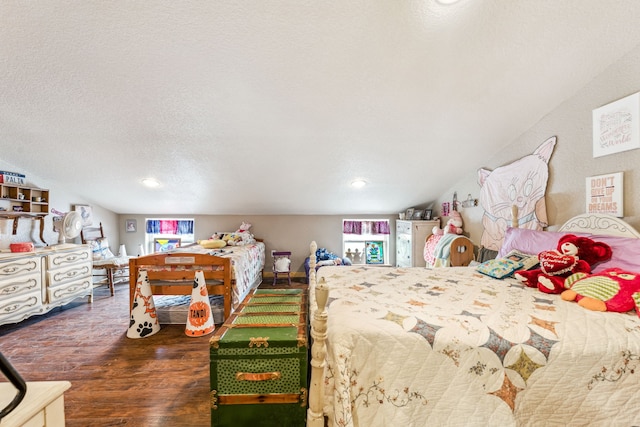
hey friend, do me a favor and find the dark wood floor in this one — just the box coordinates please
[0,278,307,427]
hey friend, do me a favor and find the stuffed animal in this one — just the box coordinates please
[561,268,640,317]
[237,222,252,233]
[433,211,464,236]
[513,234,612,294]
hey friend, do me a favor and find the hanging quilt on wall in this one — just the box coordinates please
[477,136,556,251]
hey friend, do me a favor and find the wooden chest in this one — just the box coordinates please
[209,288,308,427]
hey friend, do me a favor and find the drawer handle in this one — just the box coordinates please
[235,371,281,382]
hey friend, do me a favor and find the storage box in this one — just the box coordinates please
[209,288,308,427]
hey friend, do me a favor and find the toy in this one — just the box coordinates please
[237,222,252,233]
[561,268,640,317]
[513,234,612,294]
[432,210,464,236]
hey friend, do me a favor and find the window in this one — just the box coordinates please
[144,219,194,254]
[342,220,390,265]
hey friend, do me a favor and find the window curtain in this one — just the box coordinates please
[343,221,390,235]
[146,220,194,235]
[343,221,362,234]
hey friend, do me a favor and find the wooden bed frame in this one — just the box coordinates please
[305,213,640,426]
[129,252,233,319]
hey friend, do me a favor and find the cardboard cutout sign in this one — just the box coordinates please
[478,136,556,251]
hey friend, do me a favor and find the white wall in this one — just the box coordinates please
[435,43,640,246]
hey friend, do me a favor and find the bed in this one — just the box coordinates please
[129,241,265,321]
[307,213,640,426]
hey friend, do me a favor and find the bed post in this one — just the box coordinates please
[307,241,329,427]
[511,205,519,228]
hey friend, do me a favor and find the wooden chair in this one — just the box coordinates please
[81,223,130,296]
[449,237,475,267]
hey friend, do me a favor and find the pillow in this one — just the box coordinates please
[498,227,640,273]
[589,235,640,273]
[476,258,523,279]
[503,249,539,270]
[197,239,226,249]
[497,227,589,258]
[89,238,115,261]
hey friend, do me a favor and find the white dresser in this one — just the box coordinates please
[0,245,92,326]
[396,220,439,267]
[0,381,71,427]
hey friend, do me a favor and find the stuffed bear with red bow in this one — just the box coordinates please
[513,234,612,294]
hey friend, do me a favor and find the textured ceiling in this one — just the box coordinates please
[2,1,640,215]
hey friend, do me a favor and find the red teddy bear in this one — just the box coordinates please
[513,234,612,294]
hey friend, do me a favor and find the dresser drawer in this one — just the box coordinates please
[0,271,42,299]
[46,248,91,270]
[0,257,41,278]
[46,263,91,287]
[396,220,411,235]
[47,277,92,303]
[0,290,43,323]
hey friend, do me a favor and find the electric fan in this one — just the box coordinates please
[52,210,83,244]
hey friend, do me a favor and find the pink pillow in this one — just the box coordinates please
[498,227,640,273]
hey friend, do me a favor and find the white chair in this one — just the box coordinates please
[81,223,130,296]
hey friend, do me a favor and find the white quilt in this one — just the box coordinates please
[313,266,640,426]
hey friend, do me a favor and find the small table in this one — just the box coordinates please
[0,381,71,427]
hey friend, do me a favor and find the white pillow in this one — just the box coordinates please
[89,238,115,260]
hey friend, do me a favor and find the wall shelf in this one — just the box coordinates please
[0,183,50,237]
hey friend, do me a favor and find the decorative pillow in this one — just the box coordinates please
[197,239,226,249]
[503,249,539,270]
[89,238,115,261]
[476,257,523,279]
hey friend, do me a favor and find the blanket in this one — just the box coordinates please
[313,265,640,427]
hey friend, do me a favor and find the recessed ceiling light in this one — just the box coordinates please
[142,178,160,188]
[351,180,367,188]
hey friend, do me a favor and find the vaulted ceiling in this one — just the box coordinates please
[2,1,640,215]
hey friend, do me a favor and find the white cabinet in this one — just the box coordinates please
[0,381,71,427]
[0,245,92,326]
[396,220,439,267]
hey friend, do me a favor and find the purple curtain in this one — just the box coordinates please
[372,221,390,234]
[343,221,390,235]
[343,221,362,234]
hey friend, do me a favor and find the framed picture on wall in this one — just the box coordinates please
[593,92,640,158]
[586,172,624,217]
[125,219,137,233]
[365,241,384,264]
[74,205,93,226]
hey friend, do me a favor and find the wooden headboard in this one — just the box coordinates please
[129,252,232,319]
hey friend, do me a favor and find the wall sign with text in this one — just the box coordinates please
[586,172,623,217]
[593,92,640,158]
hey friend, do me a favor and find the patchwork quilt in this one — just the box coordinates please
[313,266,640,427]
